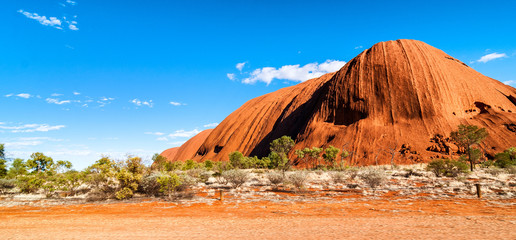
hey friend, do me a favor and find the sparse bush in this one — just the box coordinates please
[494,148,516,168]
[157,173,182,198]
[346,167,359,180]
[203,160,214,170]
[222,169,249,188]
[56,170,83,195]
[330,171,347,184]
[360,169,386,191]
[140,172,163,196]
[0,179,16,193]
[177,174,197,192]
[485,167,505,176]
[426,159,469,177]
[115,187,134,200]
[506,166,516,174]
[288,171,308,190]
[182,159,198,170]
[266,171,285,188]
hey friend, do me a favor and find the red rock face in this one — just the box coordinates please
[160,129,213,161]
[165,39,516,165]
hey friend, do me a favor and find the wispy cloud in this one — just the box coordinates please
[203,123,219,128]
[0,123,66,133]
[168,129,201,138]
[169,101,185,106]
[51,93,63,97]
[131,99,154,108]
[145,132,165,136]
[5,93,32,98]
[66,0,77,6]
[354,46,363,49]
[476,52,508,63]
[242,59,346,85]
[46,98,71,105]
[227,73,236,80]
[503,80,516,86]
[18,10,62,29]
[156,137,169,141]
[73,91,81,95]
[236,62,247,71]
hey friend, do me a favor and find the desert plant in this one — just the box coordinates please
[485,167,505,176]
[56,170,83,195]
[140,172,162,196]
[266,171,285,188]
[288,171,308,190]
[330,171,347,184]
[182,159,198,170]
[450,124,488,171]
[360,169,386,191]
[346,167,359,180]
[506,166,516,174]
[17,174,45,193]
[26,152,54,173]
[494,147,516,168]
[229,151,248,169]
[157,172,182,198]
[323,145,340,167]
[177,174,197,192]
[221,169,249,188]
[7,158,28,179]
[0,178,16,193]
[426,158,469,177]
[203,160,214,170]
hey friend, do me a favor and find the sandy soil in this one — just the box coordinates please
[1,197,515,240]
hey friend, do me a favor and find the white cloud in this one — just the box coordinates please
[355,46,363,49]
[503,80,516,86]
[156,137,169,141]
[100,97,115,101]
[145,132,165,136]
[131,99,154,108]
[168,129,201,138]
[73,92,80,95]
[5,94,13,97]
[51,93,63,97]
[16,93,32,98]
[203,123,219,128]
[242,59,346,85]
[0,123,66,133]
[227,73,236,80]
[476,52,508,63]
[18,10,62,29]
[66,0,77,6]
[169,101,184,106]
[236,62,247,71]
[46,98,71,105]
[5,141,44,149]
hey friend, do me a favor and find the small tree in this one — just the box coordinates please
[7,158,27,178]
[27,152,54,173]
[151,153,168,170]
[450,124,488,171]
[270,136,295,159]
[229,151,248,169]
[157,172,182,198]
[0,144,7,178]
[322,145,340,167]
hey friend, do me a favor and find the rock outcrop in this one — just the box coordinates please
[160,129,213,161]
[163,39,516,165]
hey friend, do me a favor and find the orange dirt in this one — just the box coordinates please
[164,39,516,164]
[1,198,515,239]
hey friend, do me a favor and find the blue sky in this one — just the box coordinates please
[1,0,515,169]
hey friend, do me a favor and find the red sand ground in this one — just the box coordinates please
[1,197,515,239]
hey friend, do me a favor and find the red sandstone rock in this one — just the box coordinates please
[165,39,516,165]
[160,129,213,161]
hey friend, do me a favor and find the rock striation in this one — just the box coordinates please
[163,40,516,165]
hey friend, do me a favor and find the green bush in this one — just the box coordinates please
[426,159,469,177]
[229,151,248,169]
[494,148,516,168]
[115,187,134,200]
[17,174,45,193]
[140,172,163,196]
[203,160,214,170]
[157,172,182,198]
[182,159,198,170]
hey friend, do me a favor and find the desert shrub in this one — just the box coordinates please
[157,172,182,198]
[140,172,163,196]
[182,159,198,170]
[229,151,249,169]
[480,160,495,168]
[360,169,386,191]
[0,179,16,193]
[85,157,117,191]
[346,167,359,180]
[426,159,469,177]
[330,171,347,184]
[506,166,516,174]
[494,149,516,168]
[177,174,197,192]
[7,158,28,179]
[56,171,83,195]
[213,161,233,175]
[288,171,308,190]
[266,171,285,188]
[17,174,45,193]
[203,160,214,170]
[222,169,249,188]
[115,187,134,200]
[485,167,505,176]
